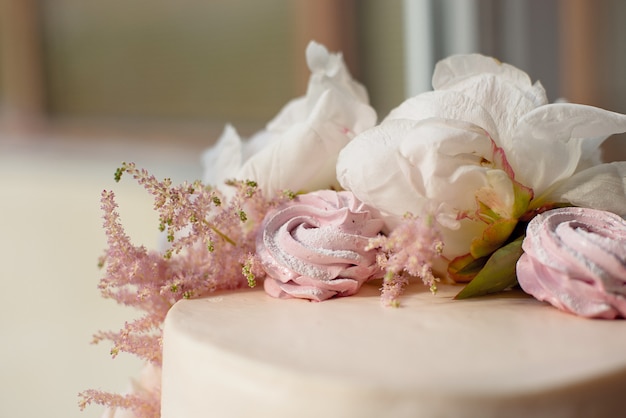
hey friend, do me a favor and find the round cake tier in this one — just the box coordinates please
[161,282,626,418]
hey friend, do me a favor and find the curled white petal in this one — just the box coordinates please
[240,88,375,194]
[384,90,500,142]
[202,41,376,197]
[516,103,626,144]
[396,118,496,211]
[433,54,535,91]
[305,41,369,103]
[540,162,626,216]
[337,119,423,218]
[443,74,547,149]
[510,103,626,195]
[433,54,548,109]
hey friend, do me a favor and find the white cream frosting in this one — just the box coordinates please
[161,282,626,417]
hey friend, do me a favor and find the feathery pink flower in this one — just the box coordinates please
[367,213,443,306]
[80,164,282,417]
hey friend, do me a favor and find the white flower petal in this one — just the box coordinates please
[384,90,500,142]
[539,162,626,216]
[338,119,425,218]
[306,41,342,76]
[441,74,546,148]
[516,103,626,146]
[201,124,242,185]
[240,89,375,195]
[433,54,548,108]
[506,131,582,197]
[304,41,370,107]
[242,129,273,161]
[475,169,517,218]
[396,118,494,211]
[265,97,309,133]
[510,103,626,195]
[433,54,529,88]
[438,217,489,261]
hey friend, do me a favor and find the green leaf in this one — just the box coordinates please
[470,218,518,259]
[511,179,534,219]
[447,253,488,283]
[455,236,525,299]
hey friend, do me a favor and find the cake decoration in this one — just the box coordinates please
[337,52,626,291]
[258,190,385,301]
[517,207,626,319]
[201,41,376,198]
[79,41,626,417]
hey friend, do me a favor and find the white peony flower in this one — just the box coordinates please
[337,54,626,277]
[202,41,376,197]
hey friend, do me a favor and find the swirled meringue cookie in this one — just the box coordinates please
[257,190,384,301]
[517,207,626,319]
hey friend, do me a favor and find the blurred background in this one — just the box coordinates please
[1,1,625,417]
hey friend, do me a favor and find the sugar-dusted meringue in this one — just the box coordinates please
[517,207,626,319]
[257,190,384,301]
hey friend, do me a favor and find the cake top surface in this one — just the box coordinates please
[166,281,626,396]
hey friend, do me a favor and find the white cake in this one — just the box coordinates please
[161,281,626,417]
[85,44,626,418]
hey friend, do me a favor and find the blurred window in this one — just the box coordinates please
[39,0,295,128]
[0,0,625,161]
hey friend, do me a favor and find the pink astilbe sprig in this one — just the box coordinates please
[79,388,160,418]
[242,252,268,288]
[367,212,444,307]
[92,315,163,364]
[98,190,172,318]
[80,163,282,418]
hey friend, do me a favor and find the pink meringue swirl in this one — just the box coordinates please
[517,207,626,319]
[257,190,385,301]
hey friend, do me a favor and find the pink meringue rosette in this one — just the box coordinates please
[517,207,626,319]
[257,190,385,301]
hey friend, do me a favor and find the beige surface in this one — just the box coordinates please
[0,134,202,418]
[162,282,626,418]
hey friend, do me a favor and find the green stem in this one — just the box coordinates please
[210,225,236,246]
